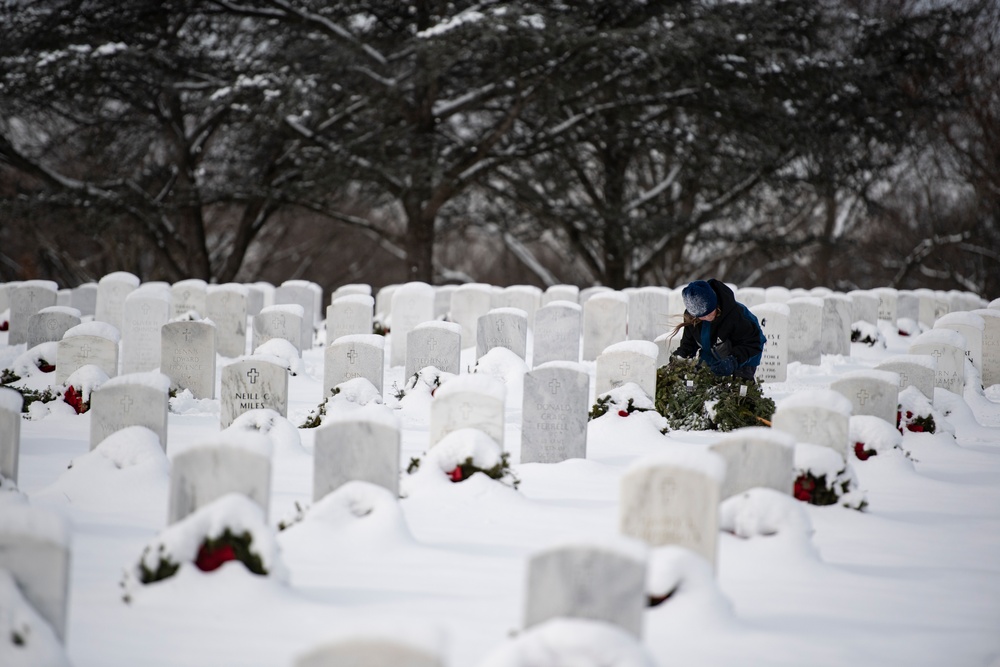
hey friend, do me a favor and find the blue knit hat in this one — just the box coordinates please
[682,280,717,317]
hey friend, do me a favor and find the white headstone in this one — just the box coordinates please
[206,284,249,358]
[171,279,207,318]
[820,294,852,356]
[771,389,853,457]
[0,387,23,483]
[56,322,121,384]
[313,405,400,501]
[121,288,171,374]
[433,285,457,320]
[294,635,444,667]
[709,427,795,500]
[26,306,81,350]
[274,280,322,351]
[583,291,628,362]
[874,354,936,401]
[523,540,647,637]
[9,280,59,345]
[477,307,528,360]
[95,271,140,330]
[735,287,766,308]
[429,374,506,448]
[830,369,901,425]
[872,287,898,324]
[972,309,1000,388]
[908,328,966,395]
[167,432,272,523]
[324,334,385,397]
[627,286,670,342]
[331,283,372,302]
[89,372,170,450]
[405,321,462,381]
[750,303,789,383]
[595,340,658,397]
[847,290,880,326]
[70,282,98,317]
[542,284,580,306]
[220,358,289,428]
[579,286,612,305]
[449,283,494,350]
[326,294,374,343]
[494,285,542,327]
[619,449,725,567]
[521,362,590,464]
[374,284,398,323]
[653,332,681,368]
[0,505,71,641]
[390,282,436,367]
[253,304,304,355]
[786,296,823,365]
[763,286,791,303]
[532,300,581,367]
[934,311,985,374]
[161,320,217,399]
[897,290,920,324]
[915,288,950,327]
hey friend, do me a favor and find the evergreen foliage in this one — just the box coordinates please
[654,358,775,432]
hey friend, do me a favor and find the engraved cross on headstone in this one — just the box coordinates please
[803,415,818,433]
[121,395,134,413]
[619,361,631,377]
[247,368,259,384]
[856,389,870,406]
[347,348,358,364]
[80,344,92,359]
[182,327,193,342]
[548,379,561,395]
[898,372,908,388]
[460,402,473,419]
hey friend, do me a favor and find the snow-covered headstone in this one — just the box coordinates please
[872,287,898,324]
[654,331,681,368]
[274,279,322,352]
[771,389,853,458]
[390,282,436,367]
[494,285,542,328]
[847,290,880,326]
[168,432,272,523]
[56,321,120,384]
[542,284,579,306]
[751,302,789,383]
[0,505,71,641]
[972,309,1000,387]
[820,294,852,356]
[595,340,658,397]
[786,296,823,365]
[764,286,791,303]
[709,427,795,500]
[874,354,936,401]
[934,311,985,374]
[331,283,372,302]
[324,334,385,397]
[326,294,374,343]
[908,328,967,396]
[429,373,506,448]
[433,284,456,320]
[121,287,170,374]
[477,307,528,361]
[161,320,217,399]
[449,283,494,350]
[89,372,170,451]
[0,387,23,483]
[313,404,400,501]
[830,369,901,425]
[627,286,670,342]
[26,306,81,350]
[915,288,950,327]
[70,282,98,317]
[523,539,647,638]
[583,291,628,362]
[170,278,207,319]
[736,286,766,309]
[220,358,288,428]
[244,283,266,318]
[253,304,304,355]
[294,634,444,667]
[532,300,581,368]
[206,283,249,358]
[405,321,462,381]
[373,284,398,324]
[619,449,725,567]
[9,280,58,346]
[94,271,139,331]
[521,362,590,464]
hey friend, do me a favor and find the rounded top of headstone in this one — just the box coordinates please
[414,320,461,335]
[19,279,59,291]
[99,271,140,286]
[540,299,581,311]
[786,296,824,308]
[0,386,24,413]
[208,282,249,296]
[127,283,171,302]
[294,625,445,667]
[63,321,121,343]
[261,303,305,317]
[532,360,587,374]
[0,504,70,547]
[714,426,795,449]
[102,371,171,393]
[910,328,966,349]
[332,294,375,307]
[39,305,82,318]
[875,354,936,371]
[487,307,527,319]
[972,308,1000,320]
[751,302,791,317]
[172,278,207,289]
[434,373,506,402]
[193,430,274,459]
[626,446,726,483]
[325,402,399,431]
[330,333,386,349]
[934,311,985,330]
[601,340,658,359]
[588,290,628,304]
[536,534,648,564]
[777,388,853,416]
[503,284,542,295]
[834,368,900,386]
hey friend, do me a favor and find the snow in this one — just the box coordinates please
[911,327,966,348]
[0,503,69,547]
[934,310,985,330]
[331,333,385,348]
[64,365,110,400]
[0,569,70,667]
[0,385,23,412]
[102,371,171,393]
[207,282,248,296]
[489,306,528,319]
[331,293,374,307]
[545,299,581,311]
[38,306,81,318]
[415,319,462,335]
[259,303,304,317]
[98,271,139,287]
[3,292,1000,667]
[62,321,121,343]
[602,340,659,359]
[19,279,59,291]
[627,447,727,483]
[879,353,936,370]
[589,290,629,304]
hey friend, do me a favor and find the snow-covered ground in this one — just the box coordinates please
[2,319,1000,667]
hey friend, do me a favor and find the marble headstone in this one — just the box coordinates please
[521,362,590,464]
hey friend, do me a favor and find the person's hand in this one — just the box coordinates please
[708,355,737,376]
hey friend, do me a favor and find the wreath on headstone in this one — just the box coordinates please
[654,358,775,432]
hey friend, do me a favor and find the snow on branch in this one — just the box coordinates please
[624,164,681,213]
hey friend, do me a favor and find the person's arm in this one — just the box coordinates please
[673,324,698,358]
[728,308,764,365]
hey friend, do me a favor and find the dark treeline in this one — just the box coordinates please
[1,0,997,298]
